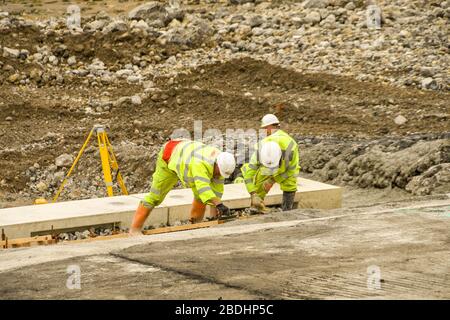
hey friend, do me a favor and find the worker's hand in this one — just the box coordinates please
[128,228,144,237]
[251,193,264,208]
[250,193,267,213]
[216,203,230,217]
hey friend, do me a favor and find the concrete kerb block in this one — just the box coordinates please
[0,178,343,238]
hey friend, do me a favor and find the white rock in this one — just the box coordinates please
[55,154,74,167]
[48,55,58,65]
[88,59,106,71]
[322,14,336,26]
[166,56,176,64]
[85,20,107,32]
[134,20,149,30]
[116,69,134,77]
[394,115,407,125]
[127,75,142,83]
[168,18,181,28]
[53,171,65,182]
[128,2,166,20]
[3,47,20,58]
[33,52,43,61]
[131,95,142,105]
[345,2,356,10]
[399,30,411,38]
[36,182,48,192]
[304,11,321,24]
[421,77,438,90]
[102,20,127,34]
[252,27,264,36]
[67,56,77,66]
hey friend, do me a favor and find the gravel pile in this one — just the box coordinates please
[1,0,448,90]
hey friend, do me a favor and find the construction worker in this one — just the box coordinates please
[241,114,300,212]
[129,139,236,236]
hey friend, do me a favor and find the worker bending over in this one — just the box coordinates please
[129,139,236,236]
[241,114,300,212]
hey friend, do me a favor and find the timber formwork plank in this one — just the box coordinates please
[1,235,56,249]
[0,178,342,239]
[1,220,224,249]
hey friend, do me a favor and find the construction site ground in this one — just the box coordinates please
[1,189,449,299]
[1,0,449,300]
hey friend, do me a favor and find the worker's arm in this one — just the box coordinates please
[289,142,300,175]
[191,164,221,205]
[191,165,230,216]
[280,142,300,182]
[211,177,225,202]
[242,143,260,194]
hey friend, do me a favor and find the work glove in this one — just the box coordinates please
[250,193,266,212]
[216,203,231,217]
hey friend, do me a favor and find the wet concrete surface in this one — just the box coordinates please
[0,200,448,299]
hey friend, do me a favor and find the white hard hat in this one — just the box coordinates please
[261,114,280,128]
[259,141,282,168]
[216,152,236,178]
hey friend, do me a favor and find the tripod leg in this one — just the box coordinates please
[105,135,129,195]
[52,128,94,202]
[115,171,129,195]
[98,131,114,197]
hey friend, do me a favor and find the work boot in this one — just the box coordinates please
[281,191,296,211]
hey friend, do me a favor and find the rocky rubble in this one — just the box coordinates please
[22,141,161,201]
[298,133,450,195]
[0,0,448,90]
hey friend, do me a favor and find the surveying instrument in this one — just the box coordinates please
[51,125,128,203]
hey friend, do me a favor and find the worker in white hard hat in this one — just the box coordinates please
[240,114,300,212]
[129,139,236,236]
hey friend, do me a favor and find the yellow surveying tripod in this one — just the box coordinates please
[53,125,128,202]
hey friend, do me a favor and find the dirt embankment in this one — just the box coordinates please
[0,58,449,205]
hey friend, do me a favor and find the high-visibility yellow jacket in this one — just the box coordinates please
[167,140,224,204]
[242,130,300,194]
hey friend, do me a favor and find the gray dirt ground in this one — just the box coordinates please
[0,191,449,300]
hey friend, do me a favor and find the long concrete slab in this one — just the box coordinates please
[0,178,342,238]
